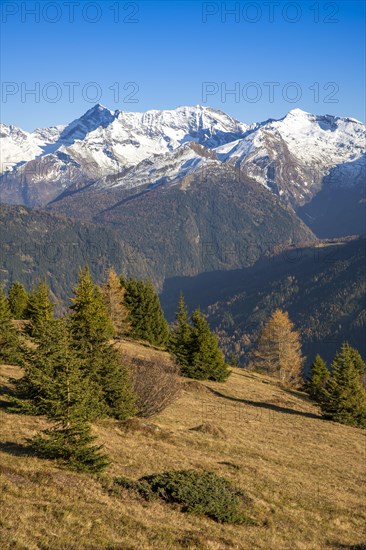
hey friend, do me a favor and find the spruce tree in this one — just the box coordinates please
[29,320,109,473]
[306,354,329,401]
[183,309,229,382]
[15,318,64,414]
[0,285,21,364]
[8,281,29,320]
[343,342,366,375]
[169,294,192,369]
[69,266,115,352]
[228,352,240,369]
[70,267,136,420]
[16,318,104,417]
[123,278,169,347]
[97,345,136,420]
[101,269,131,338]
[26,280,54,340]
[320,344,366,428]
[251,309,304,386]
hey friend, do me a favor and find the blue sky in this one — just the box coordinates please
[1,0,365,130]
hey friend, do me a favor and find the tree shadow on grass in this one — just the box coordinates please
[231,370,318,407]
[0,441,35,458]
[206,387,321,420]
[0,398,13,410]
[329,544,366,549]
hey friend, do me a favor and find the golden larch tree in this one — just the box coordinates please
[101,269,131,338]
[251,309,304,386]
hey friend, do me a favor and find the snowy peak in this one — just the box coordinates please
[214,108,365,206]
[55,103,116,146]
[0,123,43,172]
[113,104,248,147]
[0,105,365,208]
[286,108,311,117]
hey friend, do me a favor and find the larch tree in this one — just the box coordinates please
[101,269,131,338]
[252,309,304,386]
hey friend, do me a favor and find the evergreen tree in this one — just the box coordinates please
[169,294,192,369]
[306,354,329,401]
[69,266,115,352]
[123,277,169,347]
[183,309,229,382]
[8,281,29,319]
[29,320,109,473]
[97,345,136,420]
[251,309,304,386]
[320,343,366,428]
[228,352,240,369]
[15,319,64,414]
[343,342,366,375]
[26,280,54,339]
[0,285,21,364]
[69,267,136,420]
[16,318,104,417]
[101,269,131,338]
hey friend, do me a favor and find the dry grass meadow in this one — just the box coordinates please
[0,341,365,549]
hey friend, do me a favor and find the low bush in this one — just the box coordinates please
[114,469,254,524]
[126,356,181,417]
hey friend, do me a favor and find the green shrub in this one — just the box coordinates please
[115,469,254,524]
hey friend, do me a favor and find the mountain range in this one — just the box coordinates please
[0,105,365,283]
[1,105,365,214]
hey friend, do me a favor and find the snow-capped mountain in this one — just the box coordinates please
[0,123,44,172]
[0,105,364,209]
[0,105,249,205]
[216,108,366,206]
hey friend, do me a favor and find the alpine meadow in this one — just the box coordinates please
[0,1,365,549]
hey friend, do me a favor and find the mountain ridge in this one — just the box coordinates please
[1,105,364,213]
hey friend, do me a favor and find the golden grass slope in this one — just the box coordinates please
[0,343,365,549]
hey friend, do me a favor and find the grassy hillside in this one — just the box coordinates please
[1,342,365,549]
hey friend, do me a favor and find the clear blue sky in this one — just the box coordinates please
[1,0,365,130]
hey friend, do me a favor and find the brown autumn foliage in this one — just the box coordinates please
[101,269,131,337]
[251,309,304,386]
[126,355,182,418]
